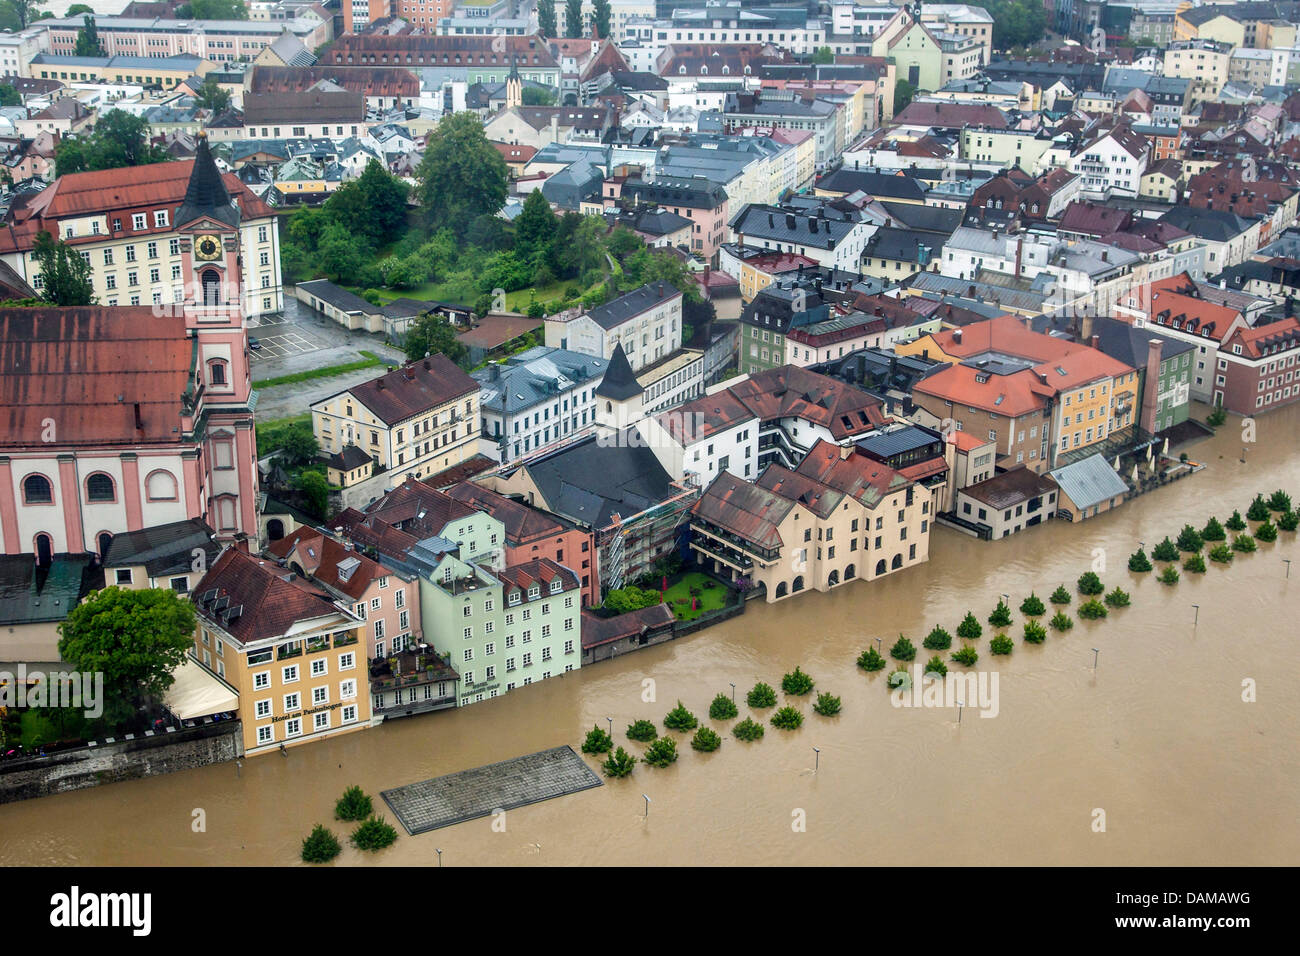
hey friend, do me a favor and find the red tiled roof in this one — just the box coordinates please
[1222,317,1300,360]
[894,100,1008,130]
[446,481,568,544]
[497,556,580,597]
[338,355,478,426]
[193,548,348,647]
[727,365,887,440]
[1059,200,1134,237]
[656,389,757,444]
[0,307,193,448]
[364,474,478,536]
[793,440,912,509]
[581,604,674,649]
[691,470,794,551]
[455,313,543,350]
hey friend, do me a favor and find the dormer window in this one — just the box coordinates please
[508,590,520,606]
[549,578,562,594]
[528,585,540,600]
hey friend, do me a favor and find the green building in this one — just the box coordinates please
[1093,318,1195,433]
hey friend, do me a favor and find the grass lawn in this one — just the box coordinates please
[252,351,384,388]
[255,413,311,453]
[662,572,729,621]
[354,278,592,313]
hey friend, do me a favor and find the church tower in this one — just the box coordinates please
[175,132,260,547]
[506,56,522,111]
[593,343,644,442]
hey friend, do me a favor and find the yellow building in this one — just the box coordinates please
[1164,41,1231,105]
[311,355,482,486]
[190,547,372,756]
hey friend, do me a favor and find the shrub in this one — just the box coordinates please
[733,717,764,741]
[627,719,658,742]
[956,612,983,640]
[988,600,1013,628]
[642,737,679,767]
[581,724,614,754]
[1247,494,1270,522]
[1183,552,1206,574]
[350,816,398,852]
[691,726,722,752]
[1049,611,1074,632]
[1279,511,1299,532]
[1225,510,1247,531]
[1049,585,1071,606]
[1075,598,1107,618]
[1206,405,1227,427]
[1256,520,1278,542]
[1020,593,1046,616]
[1268,489,1292,513]
[990,634,1014,655]
[924,655,947,677]
[1201,516,1226,542]
[708,693,739,720]
[1175,524,1204,552]
[1158,566,1180,586]
[602,746,636,777]
[922,626,952,650]
[1023,620,1047,644]
[890,635,917,661]
[746,682,778,708]
[887,667,911,692]
[770,706,803,730]
[301,824,342,863]
[1104,587,1132,607]
[1077,571,1105,595]
[781,666,815,696]
[1232,533,1257,553]
[813,692,842,716]
[951,645,979,666]
[1151,537,1179,562]
[1208,543,1233,564]
[1128,548,1153,572]
[663,700,698,732]
[856,647,887,671]
[335,786,373,822]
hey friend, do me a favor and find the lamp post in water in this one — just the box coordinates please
[812,747,820,772]
[1192,604,1200,627]
[1091,648,1100,670]
[435,848,443,868]
[642,794,651,818]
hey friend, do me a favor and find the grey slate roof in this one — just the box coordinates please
[1092,316,1196,368]
[586,282,681,332]
[522,433,678,527]
[593,343,642,401]
[473,346,608,414]
[0,554,103,627]
[1049,453,1131,511]
[102,519,220,577]
[297,279,381,314]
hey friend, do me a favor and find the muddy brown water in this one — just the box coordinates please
[3,408,1298,866]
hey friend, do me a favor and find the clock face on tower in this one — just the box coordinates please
[195,235,223,261]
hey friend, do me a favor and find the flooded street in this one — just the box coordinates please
[2,407,1298,866]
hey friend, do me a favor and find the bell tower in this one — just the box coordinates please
[173,131,260,548]
[506,56,522,111]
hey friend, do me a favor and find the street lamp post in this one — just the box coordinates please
[436,848,443,868]
[1285,559,1292,579]
[1091,647,1100,670]
[642,794,651,818]
[1192,604,1200,627]
[605,716,612,737]
[812,747,820,772]
[729,682,736,703]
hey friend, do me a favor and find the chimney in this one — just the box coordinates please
[1090,334,1099,350]
[953,328,963,344]
[550,114,559,144]
[1139,338,1163,433]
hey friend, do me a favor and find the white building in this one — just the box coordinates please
[544,282,685,374]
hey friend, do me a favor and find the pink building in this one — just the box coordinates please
[0,136,262,562]
[269,528,423,661]
[612,176,730,264]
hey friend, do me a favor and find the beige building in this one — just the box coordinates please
[689,439,935,602]
[311,356,481,486]
[1164,40,1231,105]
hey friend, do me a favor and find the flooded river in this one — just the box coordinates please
[2,407,1298,866]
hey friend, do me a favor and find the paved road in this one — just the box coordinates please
[251,296,408,422]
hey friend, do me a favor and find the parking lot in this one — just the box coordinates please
[247,323,331,363]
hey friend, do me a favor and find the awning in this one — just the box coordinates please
[165,657,238,721]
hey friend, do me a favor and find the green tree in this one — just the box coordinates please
[294,468,332,519]
[581,724,613,754]
[32,231,95,306]
[1208,543,1234,564]
[1128,548,1153,572]
[1152,537,1179,561]
[1255,519,1279,542]
[813,692,841,716]
[1225,510,1247,532]
[278,423,319,468]
[179,0,248,17]
[642,736,678,767]
[1080,598,1111,617]
[601,746,636,777]
[988,599,1013,628]
[1049,585,1071,606]
[733,717,764,741]
[514,189,558,257]
[73,14,104,57]
[55,109,170,175]
[690,726,722,751]
[522,85,557,106]
[893,78,916,116]
[1247,494,1270,521]
[985,0,1047,50]
[746,682,777,708]
[6,0,44,29]
[1023,620,1047,644]
[1020,593,1046,616]
[593,0,610,38]
[564,0,582,37]
[923,626,952,650]
[811,46,834,65]
[1232,534,1257,553]
[325,159,410,245]
[626,719,657,742]
[57,586,196,725]
[301,824,341,863]
[350,816,398,851]
[334,786,373,821]
[1077,571,1105,596]
[956,612,982,640]
[990,634,1014,655]
[1201,517,1226,542]
[0,83,19,107]
[890,635,917,661]
[415,112,507,237]
[194,74,232,114]
[1175,524,1204,552]
[537,0,557,37]
[66,2,92,13]
[770,706,803,730]
[601,585,662,615]
[781,666,814,695]
[1049,611,1074,632]
[663,700,698,732]
[924,655,947,676]
[1182,552,1207,574]
[856,647,886,671]
[1267,490,1292,513]
[402,312,469,366]
[951,645,979,666]
[1278,511,1299,532]
[708,693,738,720]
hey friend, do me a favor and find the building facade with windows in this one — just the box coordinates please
[191,548,371,757]
[543,282,685,374]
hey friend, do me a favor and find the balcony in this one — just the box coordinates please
[333,631,358,649]
[689,521,778,566]
[690,535,754,572]
[306,635,332,654]
[277,643,302,661]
